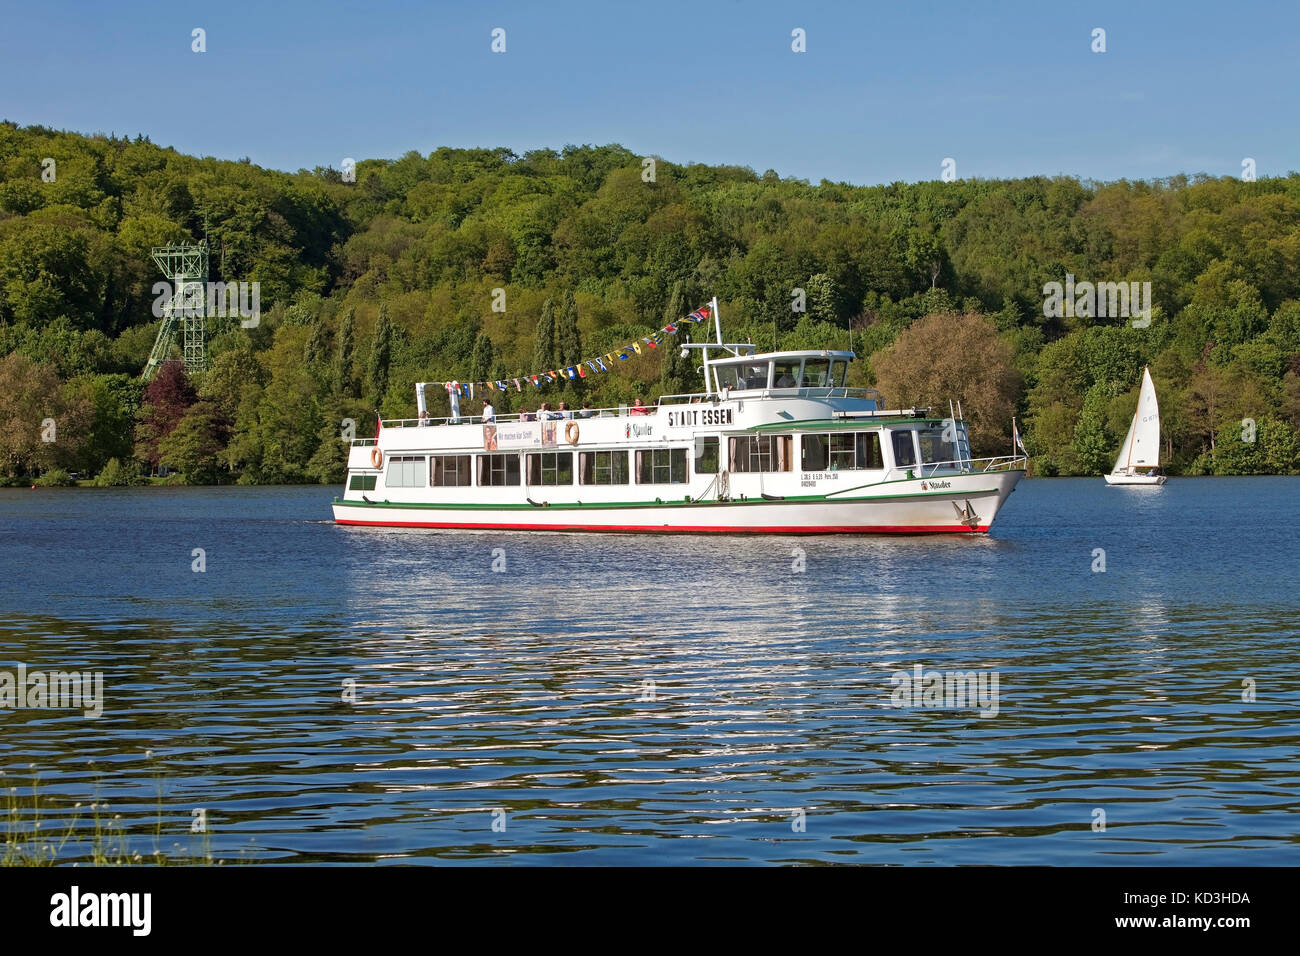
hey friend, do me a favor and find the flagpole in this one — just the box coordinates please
[711,296,722,346]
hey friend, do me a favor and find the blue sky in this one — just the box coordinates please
[3,0,1298,185]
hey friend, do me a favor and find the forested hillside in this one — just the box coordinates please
[3,120,1299,484]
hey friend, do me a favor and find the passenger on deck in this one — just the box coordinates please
[538,401,556,420]
[519,407,535,422]
[630,396,650,416]
[418,409,430,425]
[557,401,573,419]
[578,401,595,419]
[482,399,496,423]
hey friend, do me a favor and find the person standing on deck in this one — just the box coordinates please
[482,399,496,423]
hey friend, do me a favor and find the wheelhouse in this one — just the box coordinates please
[707,350,856,396]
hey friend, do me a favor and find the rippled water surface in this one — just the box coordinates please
[1,478,1297,864]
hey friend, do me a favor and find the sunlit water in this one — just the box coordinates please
[1,478,1297,864]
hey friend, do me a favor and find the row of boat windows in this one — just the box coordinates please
[713,358,849,391]
[351,430,958,491]
[369,449,693,489]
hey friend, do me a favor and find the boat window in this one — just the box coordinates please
[772,361,799,389]
[829,360,847,388]
[743,362,771,389]
[801,359,830,388]
[801,434,828,470]
[579,450,629,485]
[917,428,958,465]
[891,431,916,468]
[857,432,884,468]
[386,455,427,488]
[714,364,741,391]
[829,432,884,470]
[636,448,688,484]
[348,474,377,491]
[694,436,719,474]
[526,452,573,486]
[477,453,521,486]
[729,435,793,472]
[430,454,472,487]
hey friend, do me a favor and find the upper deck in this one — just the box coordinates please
[364,349,887,456]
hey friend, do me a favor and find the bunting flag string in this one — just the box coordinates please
[441,303,713,397]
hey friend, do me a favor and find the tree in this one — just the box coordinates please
[557,290,584,396]
[869,313,1023,455]
[93,457,144,486]
[68,373,141,475]
[804,273,839,324]
[470,332,497,385]
[1072,383,1114,474]
[532,298,557,374]
[304,318,329,369]
[254,326,325,482]
[0,353,85,476]
[366,304,392,403]
[304,395,372,484]
[335,307,356,397]
[133,361,197,470]
[659,280,696,395]
[557,290,582,367]
[158,401,231,483]
[201,347,266,421]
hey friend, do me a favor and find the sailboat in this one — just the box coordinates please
[1104,366,1166,486]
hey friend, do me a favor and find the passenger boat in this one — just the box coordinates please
[332,319,1026,534]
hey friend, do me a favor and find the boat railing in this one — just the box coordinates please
[917,454,1028,476]
[362,386,884,442]
[370,405,637,434]
[658,386,880,404]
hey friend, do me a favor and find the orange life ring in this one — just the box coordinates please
[371,446,383,468]
[565,421,580,445]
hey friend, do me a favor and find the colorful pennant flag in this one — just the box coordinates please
[438,302,712,400]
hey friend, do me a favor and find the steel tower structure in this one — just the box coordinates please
[142,240,209,380]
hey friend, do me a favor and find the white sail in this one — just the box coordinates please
[1112,367,1161,473]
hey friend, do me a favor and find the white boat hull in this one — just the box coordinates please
[1104,472,1167,486]
[332,470,1025,535]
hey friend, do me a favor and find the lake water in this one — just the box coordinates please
[1,478,1297,864]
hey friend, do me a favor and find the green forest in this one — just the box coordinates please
[2,120,1299,486]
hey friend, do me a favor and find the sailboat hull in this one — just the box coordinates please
[1104,472,1167,486]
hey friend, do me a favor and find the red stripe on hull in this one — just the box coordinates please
[334,518,990,534]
